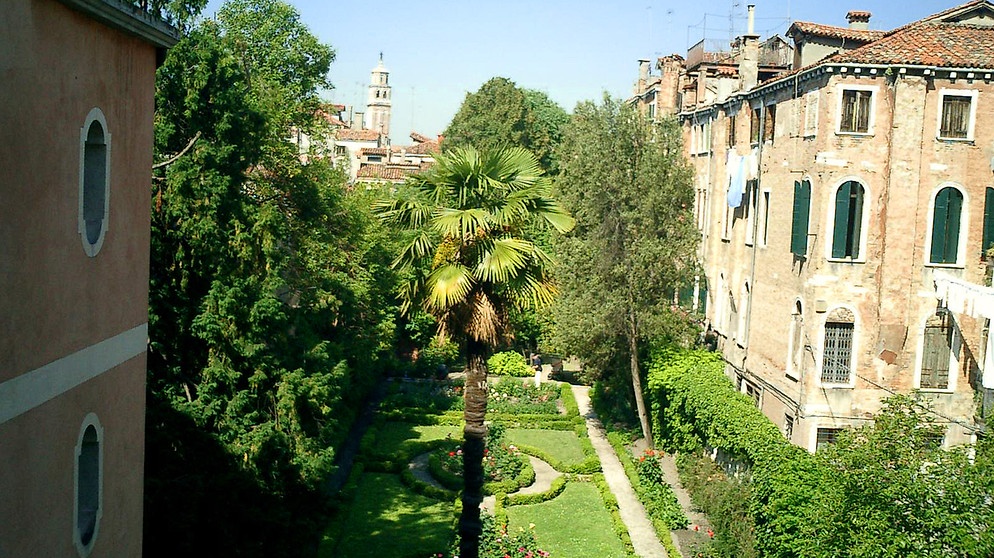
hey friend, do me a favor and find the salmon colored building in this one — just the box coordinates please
[0,0,176,555]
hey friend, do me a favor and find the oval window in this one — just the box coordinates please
[75,414,102,556]
[79,108,110,256]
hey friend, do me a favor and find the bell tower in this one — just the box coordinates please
[364,52,391,137]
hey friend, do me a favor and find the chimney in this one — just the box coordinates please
[636,59,650,94]
[846,10,871,30]
[739,5,760,91]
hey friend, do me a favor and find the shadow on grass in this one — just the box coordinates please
[321,473,454,558]
[144,393,326,558]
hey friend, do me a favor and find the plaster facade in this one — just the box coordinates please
[640,1,994,451]
[0,0,175,554]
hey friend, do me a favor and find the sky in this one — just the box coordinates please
[201,0,968,145]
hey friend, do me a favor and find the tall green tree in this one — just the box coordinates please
[147,2,397,555]
[374,146,574,558]
[443,77,568,174]
[800,395,994,558]
[551,96,699,444]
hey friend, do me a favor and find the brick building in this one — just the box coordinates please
[639,1,994,451]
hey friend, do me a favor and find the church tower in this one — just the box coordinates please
[364,53,391,137]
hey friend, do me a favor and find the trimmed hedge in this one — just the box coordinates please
[487,351,534,377]
[590,473,638,558]
[499,474,567,507]
[645,345,827,558]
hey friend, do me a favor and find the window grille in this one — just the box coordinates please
[821,322,853,384]
[816,427,843,451]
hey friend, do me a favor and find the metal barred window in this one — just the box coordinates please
[816,427,843,452]
[821,322,853,384]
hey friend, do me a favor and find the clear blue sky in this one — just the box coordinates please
[201,0,965,145]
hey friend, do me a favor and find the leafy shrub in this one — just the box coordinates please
[437,513,550,558]
[487,377,559,415]
[487,351,534,377]
[676,452,756,558]
[414,338,460,378]
[632,448,688,530]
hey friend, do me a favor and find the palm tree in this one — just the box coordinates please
[375,145,574,558]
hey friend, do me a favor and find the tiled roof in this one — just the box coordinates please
[787,21,886,43]
[406,139,440,155]
[410,131,432,143]
[830,22,994,67]
[356,164,427,181]
[360,147,389,156]
[337,129,382,142]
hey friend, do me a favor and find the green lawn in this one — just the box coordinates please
[374,423,461,457]
[507,428,587,465]
[506,482,629,558]
[320,473,454,558]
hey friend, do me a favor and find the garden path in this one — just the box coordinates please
[480,455,561,513]
[632,439,711,557]
[410,452,447,490]
[572,385,669,558]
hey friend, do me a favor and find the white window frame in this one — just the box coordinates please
[835,84,878,136]
[74,413,103,557]
[824,177,871,263]
[803,90,819,137]
[913,312,960,393]
[786,299,804,381]
[936,88,978,141]
[924,182,969,269]
[79,107,111,257]
[817,306,858,389]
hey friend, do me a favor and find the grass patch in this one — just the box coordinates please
[505,482,629,558]
[320,473,454,558]
[375,423,461,455]
[507,428,586,465]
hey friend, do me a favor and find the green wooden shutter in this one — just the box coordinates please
[791,180,811,256]
[850,183,864,258]
[931,188,950,263]
[983,188,994,256]
[832,181,852,258]
[943,189,962,264]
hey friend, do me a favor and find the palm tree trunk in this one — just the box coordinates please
[459,337,488,558]
[628,306,653,448]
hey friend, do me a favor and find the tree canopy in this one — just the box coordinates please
[374,145,573,557]
[146,2,397,555]
[443,77,569,174]
[550,96,700,441]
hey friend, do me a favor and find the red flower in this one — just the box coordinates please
[449,451,455,457]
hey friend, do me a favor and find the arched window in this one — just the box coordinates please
[79,108,110,256]
[74,414,102,556]
[821,307,855,385]
[929,186,964,264]
[831,180,864,259]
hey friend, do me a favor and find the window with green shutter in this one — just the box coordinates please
[920,314,952,390]
[831,181,864,259]
[790,180,811,256]
[929,186,963,264]
[983,187,994,257]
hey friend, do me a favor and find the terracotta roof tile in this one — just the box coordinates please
[406,139,440,155]
[831,22,994,67]
[787,20,886,43]
[337,129,382,142]
[356,164,425,181]
[360,147,388,156]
